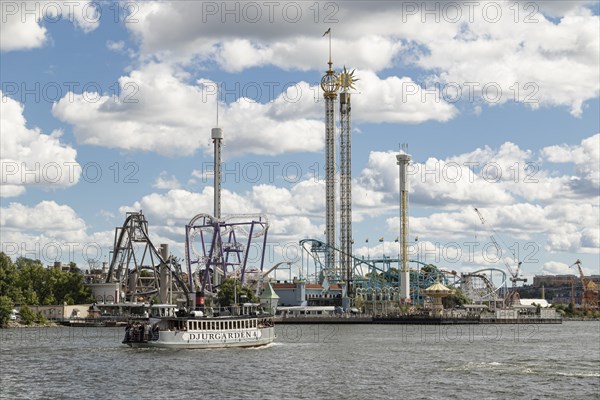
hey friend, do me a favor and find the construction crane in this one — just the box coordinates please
[474,208,527,306]
[504,260,527,289]
[570,259,599,310]
[474,208,527,286]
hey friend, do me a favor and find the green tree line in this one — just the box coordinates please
[0,253,94,326]
[217,277,258,307]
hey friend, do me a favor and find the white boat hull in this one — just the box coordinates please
[125,327,275,349]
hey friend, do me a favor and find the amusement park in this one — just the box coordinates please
[79,32,597,325]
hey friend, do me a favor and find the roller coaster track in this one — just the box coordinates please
[458,268,507,303]
[299,238,460,303]
[185,213,269,295]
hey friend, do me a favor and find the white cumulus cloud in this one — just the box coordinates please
[0,1,100,52]
[52,63,455,157]
[1,92,80,197]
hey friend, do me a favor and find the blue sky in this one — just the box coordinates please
[1,1,599,283]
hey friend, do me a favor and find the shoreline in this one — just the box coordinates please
[1,321,60,329]
[562,317,600,321]
[3,317,598,329]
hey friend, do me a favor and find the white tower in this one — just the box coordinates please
[397,152,411,300]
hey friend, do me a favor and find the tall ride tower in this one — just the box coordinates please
[397,152,412,300]
[212,121,223,289]
[212,126,223,219]
[339,67,357,292]
[321,29,339,275]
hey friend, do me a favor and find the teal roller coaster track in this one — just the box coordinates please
[299,238,507,305]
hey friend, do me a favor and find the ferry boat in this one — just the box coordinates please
[123,303,275,349]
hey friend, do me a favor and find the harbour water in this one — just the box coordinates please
[1,321,598,399]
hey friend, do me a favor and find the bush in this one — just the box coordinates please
[36,312,48,325]
[19,305,36,325]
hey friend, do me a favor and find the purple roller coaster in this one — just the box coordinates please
[185,213,269,296]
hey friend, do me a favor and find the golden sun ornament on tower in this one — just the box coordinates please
[338,66,358,92]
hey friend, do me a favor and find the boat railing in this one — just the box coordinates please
[123,322,158,343]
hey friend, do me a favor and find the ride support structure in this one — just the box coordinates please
[105,211,191,305]
[185,214,269,297]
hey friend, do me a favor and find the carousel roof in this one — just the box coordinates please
[422,282,451,295]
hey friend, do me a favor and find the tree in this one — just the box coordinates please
[217,278,258,307]
[0,296,14,327]
[0,253,22,301]
[68,261,80,273]
[15,257,47,305]
[421,264,437,275]
[442,287,470,308]
[19,305,36,325]
[0,253,94,306]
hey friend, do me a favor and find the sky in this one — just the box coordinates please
[1,1,599,284]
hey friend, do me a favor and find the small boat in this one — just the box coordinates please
[122,303,275,349]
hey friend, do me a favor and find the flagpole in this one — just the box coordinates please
[329,30,331,64]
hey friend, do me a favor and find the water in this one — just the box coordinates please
[1,322,598,399]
